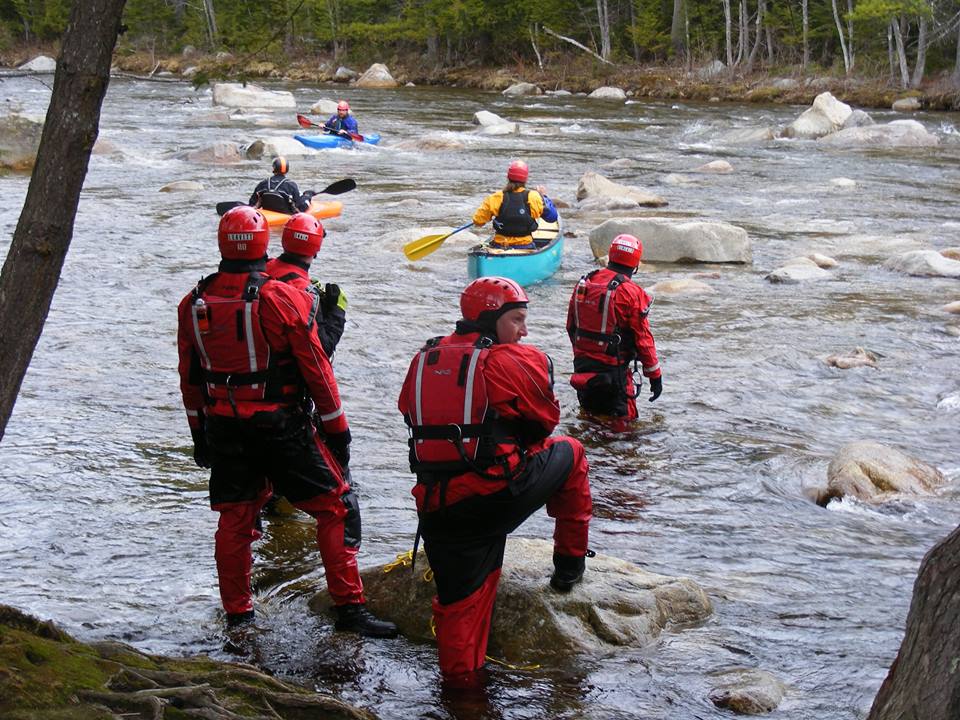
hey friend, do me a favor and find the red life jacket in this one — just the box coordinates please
[570,269,637,366]
[401,335,518,476]
[189,272,302,412]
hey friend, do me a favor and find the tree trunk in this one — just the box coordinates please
[802,0,809,70]
[597,0,612,60]
[765,24,773,64]
[910,15,927,88]
[671,0,686,59]
[831,0,851,73]
[722,0,733,67]
[888,23,895,83]
[735,0,747,65]
[0,0,127,442]
[629,0,639,61]
[867,524,960,719]
[892,17,910,88]
[745,0,765,71]
[326,0,340,61]
[846,0,854,70]
[202,0,217,47]
[954,19,960,84]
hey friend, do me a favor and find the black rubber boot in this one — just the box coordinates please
[550,552,586,592]
[334,603,399,639]
[226,610,255,628]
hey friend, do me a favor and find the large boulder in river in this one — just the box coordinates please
[782,91,852,139]
[818,119,939,148]
[19,55,57,72]
[473,109,511,127]
[0,114,44,170]
[502,82,541,96]
[577,172,667,208]
[356,63,398,89]
[310,98,340,116]
[245,136,312,159]
[884,250,960,277]
[309,538,712,661]
[813,441,945,506]
[334,66,359,82]
[588,86,627,102]
[212,83,295,109]
[173,141,243,164]
[590,217,752,264]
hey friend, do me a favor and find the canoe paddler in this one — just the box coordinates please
[472,160,556,250]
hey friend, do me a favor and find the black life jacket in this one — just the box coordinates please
[257,176,296,213]
[493,190,538,237]
[189,272,303,409]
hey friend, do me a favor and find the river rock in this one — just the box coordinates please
[477,122,518,135]
[588,86,627,102]
[647,278,716,296]
[356,63,398,89]
[892,96,922,112]
[245,136,311,159]
[767,257,832,283]
[473,110,510,127]
[174,141,243,164]
[843,109,875,128]
[590,217,751,264]
[185,111,232,126]
[394,133,466,151]
[782,91,852,139]
[212,83,295,109]
[819,120,939,148]
[503,82,541,96]
[334,66,359,82]
[814,441,946,506]
[717,127,777,144]
[694,159,734,174]
[710,668,786,715]
[825,347,878,369]
[19,55,56,73]
[944,301,960,314]
[310,98,340,115]
[546,89,573,96]
[808,253,838,268]
[0,114,44,170]
[309,538,712,661]
[941,247,960,260]
[159,180,204,192]
[577,172,667,207]
[938,392,960,411]
[885,250,960,277]
[830,177,857,190]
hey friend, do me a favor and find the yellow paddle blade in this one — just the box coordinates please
[402,232,450,260]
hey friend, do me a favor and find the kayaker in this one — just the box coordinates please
[266,213,347,359]
[323,100,359,138]
[472,160,546,250]
[398,276,593,687]
[176,206,397,638]
[566,233,662,422]
[248,156,311,213]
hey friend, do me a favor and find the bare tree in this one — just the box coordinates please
[722,0,733,66]
[911,15,928,87]
[867,524,960,720]
[802,0,810,69]
[745,0,766,70]
[671,0,686,59]
[0,0,128,441]
[202,0,218,47]
[891,16,910,87]
[832,0,853,73]
[597,0,612,60]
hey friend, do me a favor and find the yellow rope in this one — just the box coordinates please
[382,551,434,582]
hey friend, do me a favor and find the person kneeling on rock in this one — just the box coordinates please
[398,276,594,685]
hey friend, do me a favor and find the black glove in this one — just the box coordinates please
[648,376,663,403]
[326,429,351,470]
[322,283,341,314]
[191,426,211,468]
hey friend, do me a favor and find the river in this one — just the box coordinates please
[0,73,958,719]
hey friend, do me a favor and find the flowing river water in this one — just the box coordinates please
[1,73,958,719]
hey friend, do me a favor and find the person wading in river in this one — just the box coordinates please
[567,233,662,423]
[176,205,396,637]
[472,160,557,250]
[398,276,593,686]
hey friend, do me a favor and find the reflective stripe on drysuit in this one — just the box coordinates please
[566,267,661,420]
[398,330,592,677]
[177,263,360,615]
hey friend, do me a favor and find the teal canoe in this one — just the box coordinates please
[467,216,563,286]
[294,133,381,150]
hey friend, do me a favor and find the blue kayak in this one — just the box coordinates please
[294,132,381,150]
[467,216,563,287]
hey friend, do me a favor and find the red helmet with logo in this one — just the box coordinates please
[272,156,288,174]
[608,233,643,270]
[282,213,325,257]
[460,277,529,326]
[337,100,350,112]
[218,206,269,260]
[507,160,529,183]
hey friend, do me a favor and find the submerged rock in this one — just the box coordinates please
[503,82,541,96]
[647,278,716,296]
[590,217,751,264]
[309,538,712,663]
[212,83,296,109]
[159,180,204,192]
[767,257,832,283]
[885,250,960,277]
[710,668,787,715]
[825,347,878,369]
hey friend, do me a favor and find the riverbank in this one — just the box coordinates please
[3,43,959,111]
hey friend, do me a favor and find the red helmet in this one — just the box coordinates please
[282,213,325,256]
[507,160,529,183]
[608,233,643,269]
[460,277,528,325]
[337,100,350,111]
[218,206,269,260]
[272,156,288,174]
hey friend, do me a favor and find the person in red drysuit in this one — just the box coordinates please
[567,233,662,421]
[398,276,593,684]
[177,205,396,637]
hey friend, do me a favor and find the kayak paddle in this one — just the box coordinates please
[403,223,474,261]
[215,178,357,216]
[296,113,365,143]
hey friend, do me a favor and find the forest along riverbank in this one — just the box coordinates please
[0,73,958,720]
